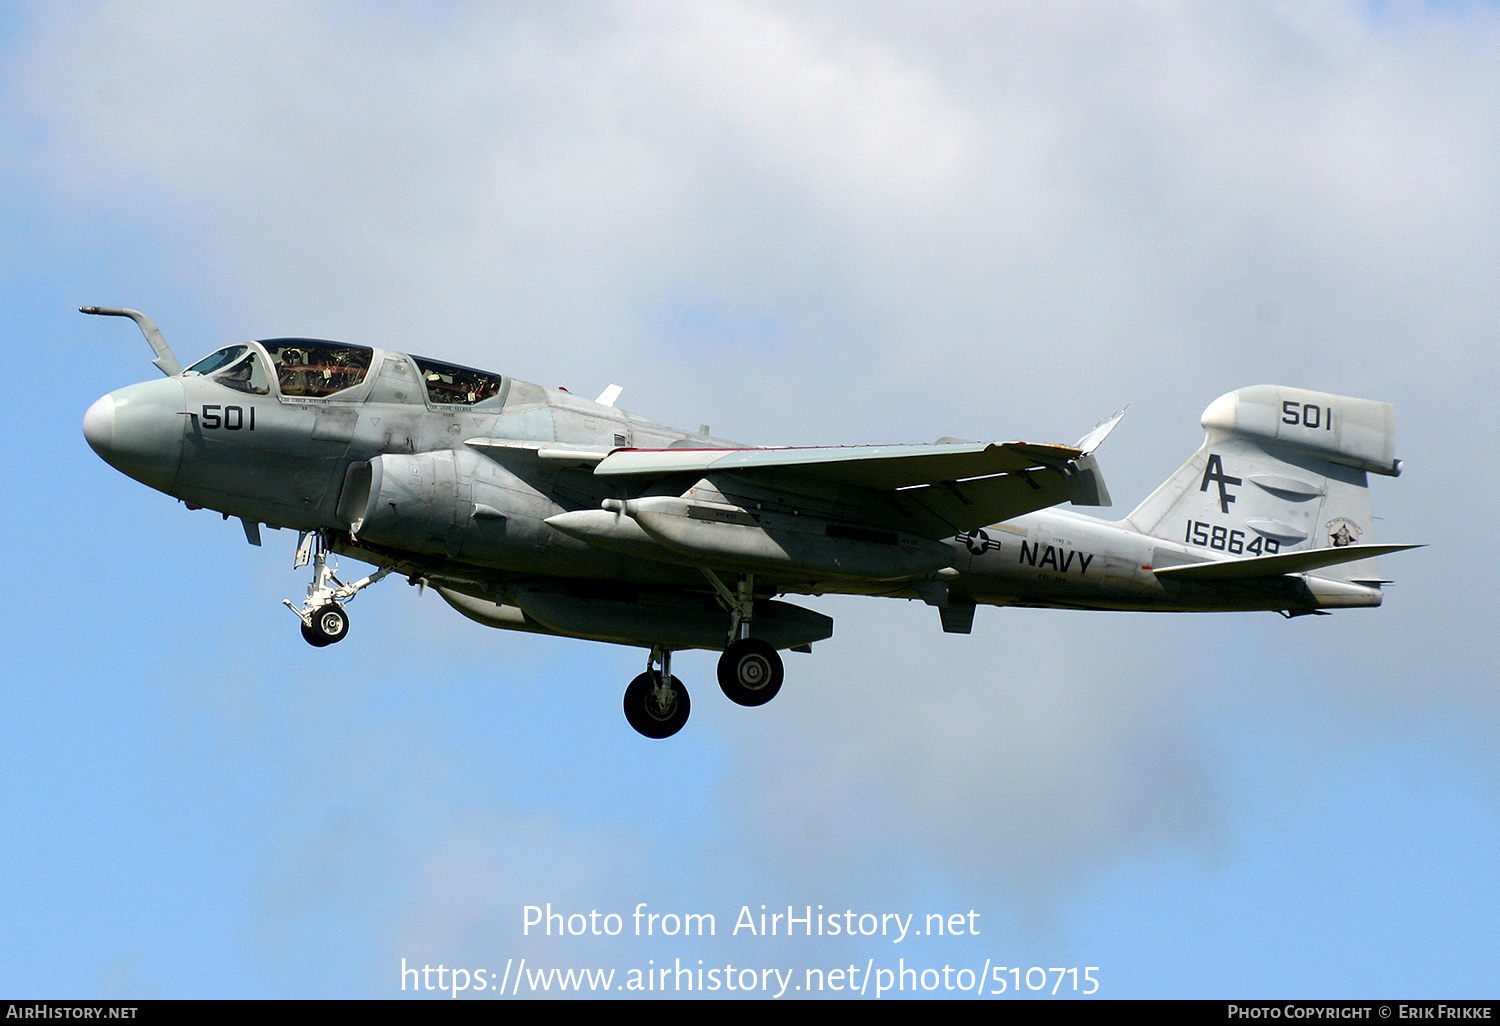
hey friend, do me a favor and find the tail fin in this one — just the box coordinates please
[1126,385,1401,583]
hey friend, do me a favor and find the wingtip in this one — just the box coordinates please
[1075,408,1127,454]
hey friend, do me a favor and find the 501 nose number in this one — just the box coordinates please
[200,404,256,430]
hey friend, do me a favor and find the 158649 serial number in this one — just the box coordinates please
[1184,520,1281,555]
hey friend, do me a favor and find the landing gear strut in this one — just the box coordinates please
[703,570,785,706]
[623,646,690,738]
[283,531,390,647]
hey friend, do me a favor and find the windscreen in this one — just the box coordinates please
[213,348,270,395]
[185,346,248,376]
[185,345,270,395]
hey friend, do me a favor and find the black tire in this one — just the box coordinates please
[300,621,333,647]
[717,638,784,706]
[623,671,690,739]
[307,604,349,645]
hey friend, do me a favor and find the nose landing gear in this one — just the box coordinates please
[283,531,390,647]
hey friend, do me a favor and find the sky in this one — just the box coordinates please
[2,0,1498,1000]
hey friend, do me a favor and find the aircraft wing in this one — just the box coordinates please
[591,441,1083,489]
[591,441,1110,538]
[467,438,1112,538]
[1152,543,1422,581]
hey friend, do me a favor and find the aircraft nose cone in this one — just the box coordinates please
[83,393,115,456]
[83,377,186,493]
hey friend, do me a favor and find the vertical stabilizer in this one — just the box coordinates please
[1126,386,1400,582]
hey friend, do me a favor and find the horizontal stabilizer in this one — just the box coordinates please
[1152,543,1422,581]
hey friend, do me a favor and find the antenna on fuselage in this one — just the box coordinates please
[79,306,184,377]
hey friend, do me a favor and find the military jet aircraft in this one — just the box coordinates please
[81,306,1417,738]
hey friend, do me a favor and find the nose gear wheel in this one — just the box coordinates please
[300,604,349,647]
[283,530,389,646]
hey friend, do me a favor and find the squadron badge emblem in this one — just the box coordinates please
[1326,517,1363,548]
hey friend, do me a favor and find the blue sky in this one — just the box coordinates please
[2,1,1497,999]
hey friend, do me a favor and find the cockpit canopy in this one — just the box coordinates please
[259,339,374,397]
[185,340,508,407]
[411,356,506,407]
[186,339,374,398]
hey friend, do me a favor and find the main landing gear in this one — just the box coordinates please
[623,647,690,739]
[704,569,784,707]
[283,531,390,647]
[621,572,787,738]
[717,637,783,706]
